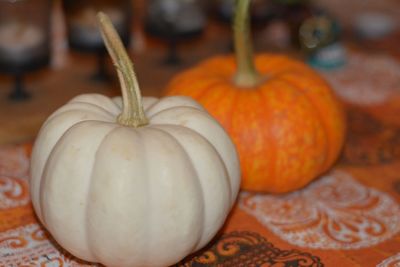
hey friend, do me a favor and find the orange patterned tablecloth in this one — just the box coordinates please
[1,52,400,267]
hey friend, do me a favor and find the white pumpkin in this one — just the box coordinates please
[29,12,240,267]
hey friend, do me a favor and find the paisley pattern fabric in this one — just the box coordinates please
[0,145,30,178]
[340,108,400,165]
[377,253,400,267]
[320,52,400,105]
[0,223,96,267]
[240,170,400,249]
[0,176,30,210]
[177,231,322,267]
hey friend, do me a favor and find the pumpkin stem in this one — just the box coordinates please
[97,12,148,127]
[233,0,261,87]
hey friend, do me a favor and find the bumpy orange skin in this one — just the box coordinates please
[165,54,346,193]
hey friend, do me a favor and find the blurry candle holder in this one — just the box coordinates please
[0,0,51,101]
[63,0,132,82]
[144,0,206,65]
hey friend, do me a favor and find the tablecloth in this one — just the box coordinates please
[1,51,400,267]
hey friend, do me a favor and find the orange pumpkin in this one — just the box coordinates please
[165,0,346,193]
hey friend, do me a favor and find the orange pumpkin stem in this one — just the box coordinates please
[233,0,261,87]
[97,12,148,128]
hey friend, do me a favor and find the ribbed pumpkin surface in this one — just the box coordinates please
[166,54,346,193]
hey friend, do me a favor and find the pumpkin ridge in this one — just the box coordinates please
[279,77,332,172]
[39,121,117,261]
[69,93,121,114]
[255,55,321,85]
[147,106,205,122]
[267,79,329,191]
[255,88,277,190]
[82,126,149,265]
[134,128,151,266]
[140,126,205,259]
[145,96,205,118]
[150,125,206,250]
[198,56,236,77]
[239,89,277,191]
[122,126,153,266]
[142,98,159,112]
[152,124,233,250]
[38,120,92,223]
[253,54,290,77]
[31,116,113,221]
[44,109,114,130]
[84,125,121,262]
[157,124,233,202]
[147,106,240,197]
[69,100,120,117]
[196,82,237,123]
[166,71,198,97]
[223,85,240,133]
[194,80,226,102]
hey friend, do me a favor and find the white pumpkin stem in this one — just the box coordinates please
[233,0,261,87]
[97,12,148,127]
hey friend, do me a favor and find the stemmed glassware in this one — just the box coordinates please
[144,0,206,65]
[0,0,51,101]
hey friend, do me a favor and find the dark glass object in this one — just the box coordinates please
[144,0,206,65]
[299,12,346,69]
[63,0,132,82]
[214,0,277,27]
[272,0,313,47]
[0,0,51,101]
[213,0,314,49]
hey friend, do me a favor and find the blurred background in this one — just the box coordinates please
[0,0,399,145]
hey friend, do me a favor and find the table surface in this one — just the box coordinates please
[1,2,400,266]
